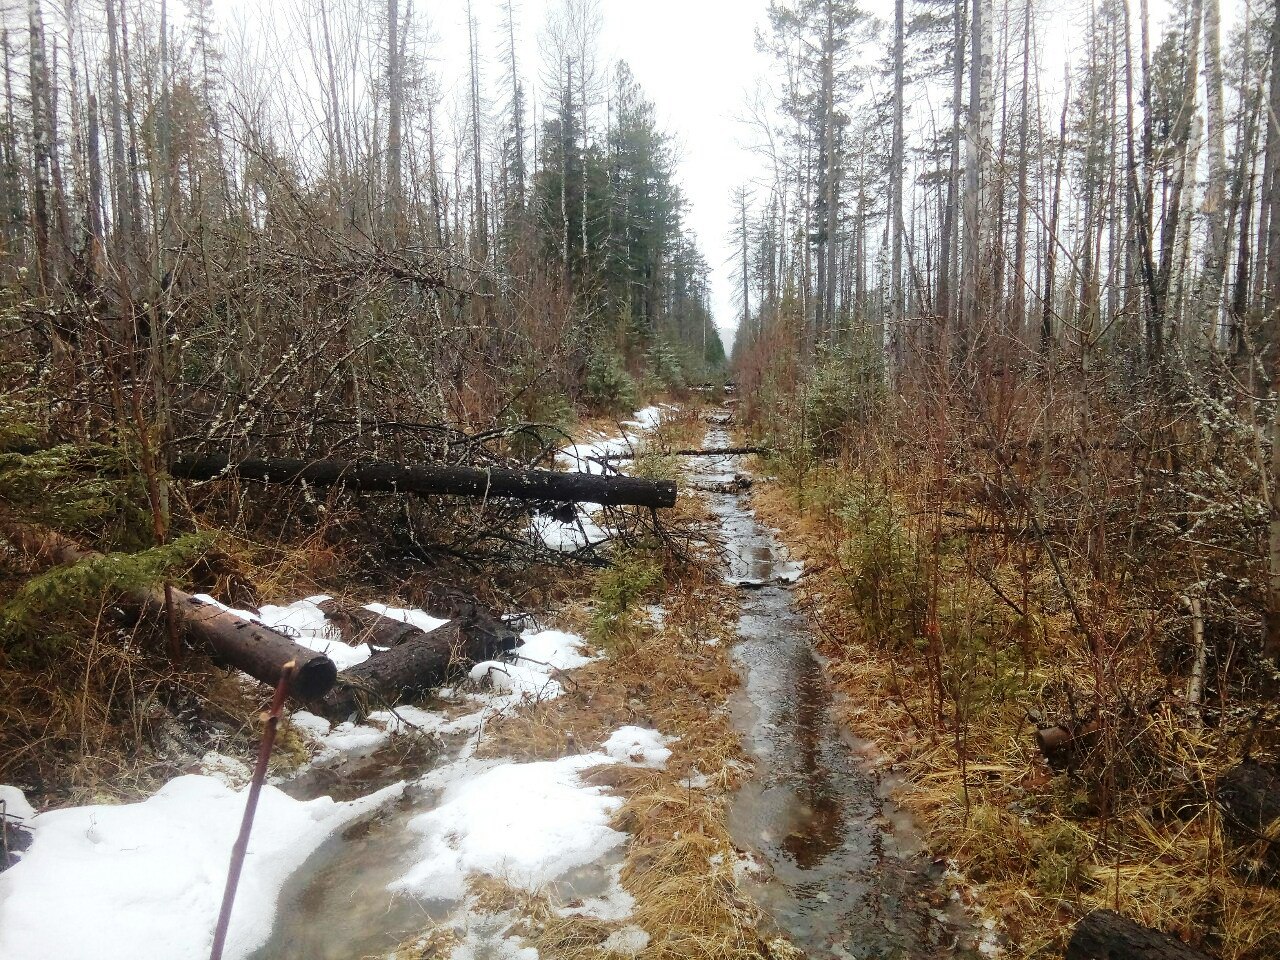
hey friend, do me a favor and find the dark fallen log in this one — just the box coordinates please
[172,454,677,508]
[1035,719,1100,771]
[317,609,519,720]
[318,596,514,651]
[1216,761,1280,869]
[0,523,337,702]
[1066,910,1213,960]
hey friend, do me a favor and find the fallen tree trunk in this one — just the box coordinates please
[318,596,513,651]
[317,604,517,716]
[1066,910,1213,960]
[1216,761,1280,869]
[0,524,337,701]
[172,454,677,508]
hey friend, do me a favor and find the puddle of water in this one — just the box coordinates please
[688,420,974,959]
[256,724,619,959]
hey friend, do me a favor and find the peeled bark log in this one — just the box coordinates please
[0,523,337,701]
[172,454,677,508]
[1035,719,1101,771]
[1066,910,1213,960]
[1216,761,1280,869]
[317,617,516,720]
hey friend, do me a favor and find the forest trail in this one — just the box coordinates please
[692,418,980,960]
[245,409,989,960]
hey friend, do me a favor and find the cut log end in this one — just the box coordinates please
[295,656,340,702]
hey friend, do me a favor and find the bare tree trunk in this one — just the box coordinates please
[939,0,965,349]
[962,0,987,346]
[385,0,403,237]
[104,0,131,252]
[1200,0,1228,338]
[890,0,905,370]
[1010,0,1032,341]
[1042,83,1070,353]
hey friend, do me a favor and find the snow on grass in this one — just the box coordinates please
[0,785,35,824]
[393,719,674,906]
[391,753,625,901]
[601,726,674,769]
[620,405,663,431]
[558,863,636,922]
[0,775,403,960]
[289,629,594,767]
[534,405,666,551]
[530,510,608,553]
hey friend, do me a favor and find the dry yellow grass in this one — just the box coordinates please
[749,464,1280,960]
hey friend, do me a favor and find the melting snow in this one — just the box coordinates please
[0,776,402,960]
[0,785,35,824]
[601,726,674,769]
[391,753,626,901]
[534,406,665,551]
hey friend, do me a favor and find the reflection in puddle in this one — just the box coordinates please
[691,420,971,959]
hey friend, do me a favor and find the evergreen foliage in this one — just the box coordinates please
[0,533,213,655]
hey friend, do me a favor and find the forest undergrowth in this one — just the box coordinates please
[739,355,1280,960]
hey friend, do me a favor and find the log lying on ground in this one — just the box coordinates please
[0,523,337,701]
[173,454,677,508]
[1066,910,1213,960]
[1216,761,1280,867]
[1035,719,1100,771]
[316,604,519,720]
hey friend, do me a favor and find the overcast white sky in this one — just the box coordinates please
[426,0,778,354]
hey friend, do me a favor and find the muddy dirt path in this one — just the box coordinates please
[691,417,975,960]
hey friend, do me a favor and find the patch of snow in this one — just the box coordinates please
[532,405,669,549]
[602,926,650,955]
[198,752,253,789]
[555,432,639,476]
[288,710,332,740]
[558,863,635,923]
[446,910,539,960]
[678,771,711,790]
[0,786,35,823]
[469,629,594,702]
[518,629,594,670]
[363,603,449,636]
[190,594,374,672]
[531,510,608,553]
[256,596,373,671]
[310,721,389,764]
[392,753,624,901]
[620,405,662,431]
[0,775,402,960]
[601,727,674,769]
[643,604,667,628]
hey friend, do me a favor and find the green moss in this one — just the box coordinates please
[1,532,215,656]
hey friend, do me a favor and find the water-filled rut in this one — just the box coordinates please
[692,418,973,959]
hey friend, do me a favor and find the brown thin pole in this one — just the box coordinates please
[209,660,297,960]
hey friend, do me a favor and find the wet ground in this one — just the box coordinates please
[691,418,973,959]
[252,411,974,960]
